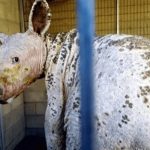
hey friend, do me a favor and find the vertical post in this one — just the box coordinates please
[117,0,120,34]
[77,0,95,150]
[18,0,25,32]
[0,105,5,150]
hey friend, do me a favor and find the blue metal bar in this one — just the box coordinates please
[76,0,95,150]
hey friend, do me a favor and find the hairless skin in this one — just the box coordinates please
[0,0,150,149]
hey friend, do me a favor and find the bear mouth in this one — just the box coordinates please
[0,100,8,105]
[0,87,3,96]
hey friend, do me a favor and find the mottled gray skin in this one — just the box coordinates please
[0,0,150,150]
[45,30,150,150]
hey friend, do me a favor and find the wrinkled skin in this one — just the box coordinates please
[0,32,46,102]
[1,0,150,150]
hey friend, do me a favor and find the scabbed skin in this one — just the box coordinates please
[0,0,150,149]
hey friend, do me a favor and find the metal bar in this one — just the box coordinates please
[0,105,5,150]
[18,0,25,32]
[117,0,120,34]
[76,0,95,150]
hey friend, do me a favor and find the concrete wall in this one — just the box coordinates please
[0,0,25,150]
[2,96,25,150]
[119,0,150,37]
[47,0,150,37]
[0,0,21,34]
[24,79,47,137]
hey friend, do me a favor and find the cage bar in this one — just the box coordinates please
[117,0,120,34]
[77,0,95,149]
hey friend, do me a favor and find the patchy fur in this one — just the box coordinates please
[44,29,150,150]
[1,0,150,150]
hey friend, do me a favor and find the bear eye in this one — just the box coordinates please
[12,57,19,64]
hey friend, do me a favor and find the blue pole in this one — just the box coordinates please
[76,0,95,150]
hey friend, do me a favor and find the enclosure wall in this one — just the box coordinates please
[24,80,47,137]
[120,0,150,37]
[0,0,21,34]
[23,0,150,37]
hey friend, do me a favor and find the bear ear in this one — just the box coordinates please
[0,33,8,44]
[28,0,51,36]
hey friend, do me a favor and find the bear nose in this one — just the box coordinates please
[0,100,7,104]
[0,87,7,104]
[0,87,3,96]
